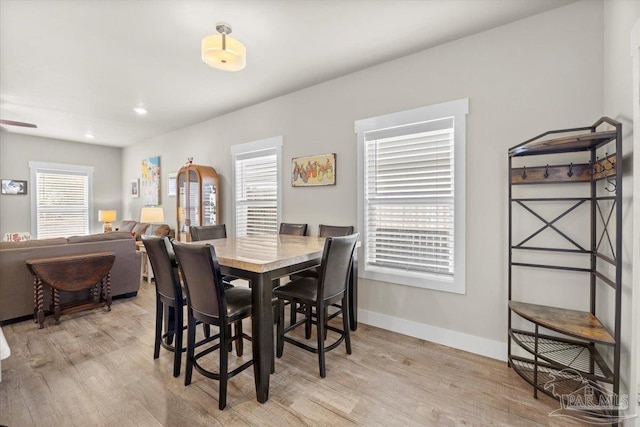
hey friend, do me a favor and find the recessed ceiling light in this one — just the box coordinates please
[85,132,95,139]
[133,106,148,115]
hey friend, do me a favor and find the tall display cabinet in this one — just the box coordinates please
[508,117,622,421]
[176,164,220,241]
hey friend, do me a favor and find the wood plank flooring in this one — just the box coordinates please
[0,281,586,426]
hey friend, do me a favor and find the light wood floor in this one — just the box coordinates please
[0,280,585,427]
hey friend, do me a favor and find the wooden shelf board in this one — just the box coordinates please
[509,301,615,345]
[509,130,617,157]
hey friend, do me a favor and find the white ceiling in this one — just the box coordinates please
[0,0,575,147]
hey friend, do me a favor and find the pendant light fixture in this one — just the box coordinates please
[201,23,246,71]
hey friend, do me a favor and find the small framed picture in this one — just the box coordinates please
[291,153,336,187]
[167,173,177,197]
[1,179,28,195]
[131,179,140,198]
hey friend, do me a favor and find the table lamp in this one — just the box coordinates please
[140,207,165,236]
[98,210,117,233]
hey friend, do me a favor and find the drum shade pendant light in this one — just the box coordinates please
[201,23,246,71]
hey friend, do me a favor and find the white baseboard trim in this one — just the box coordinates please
[357,309,507,361]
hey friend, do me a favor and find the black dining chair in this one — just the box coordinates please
[190,224,227,241]
[141,235,198,377]
[190,224,238,283]
[274,233,358,378]
[171,241,254,410]
[290,224,354,336]
[278,223,308,236]
[277,223,308,325]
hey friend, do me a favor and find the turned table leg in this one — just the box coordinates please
[34,277,45,329]
[53,289,61,324]
[104,272,112,311]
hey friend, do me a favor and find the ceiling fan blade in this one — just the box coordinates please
[0,119,37,128]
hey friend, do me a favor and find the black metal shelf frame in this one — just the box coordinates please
[507,117,622,422]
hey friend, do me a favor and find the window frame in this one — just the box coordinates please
[355,98,468,294]
[231,136,283,237]
[29,161,95,239]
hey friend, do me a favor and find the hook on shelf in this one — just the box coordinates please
[567,163,574,178]
[544,164,550,179]
[521,166,527,180]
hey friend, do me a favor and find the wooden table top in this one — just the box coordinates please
[188,234,327,273]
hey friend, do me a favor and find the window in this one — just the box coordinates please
[29,161,94,239]
[355,98,468,293]
[231,136,282,237]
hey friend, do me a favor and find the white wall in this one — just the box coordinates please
[122,0,605,357]
[603,0,640,418]
[0,132,123,236]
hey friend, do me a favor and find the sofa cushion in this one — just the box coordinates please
[150,223,171,237]
[132,222,149,239]
[119,220,137,232]
[68,231,134,244]
[0,237,67,250]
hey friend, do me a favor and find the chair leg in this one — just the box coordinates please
[342,295,351,354]
[316,304,326,378]
[219,322,229,410]
[324,307,329,340]
[173,305,183,377]
[305,304,312,339]
[184,316,196,386]
[154,296,162,359]
[289,302,297,326]
[203,324,211,338]
[235,321,243,357]
[226,325,233,353]
[276,300,285,358]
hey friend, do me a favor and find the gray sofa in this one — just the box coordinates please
[0,231,141,323]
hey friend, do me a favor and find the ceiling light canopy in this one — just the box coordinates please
[201,23,246,72]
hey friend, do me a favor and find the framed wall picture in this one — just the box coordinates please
[141,156,160,205]
[167,172,177,196]
[1,179,27,195]
[131,179,140,198]
[291,153,336,187]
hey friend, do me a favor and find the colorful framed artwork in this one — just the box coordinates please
[1,179,27,195]
[130,179,139,198]
[291,153,336,187]
[167,172,177,197]
[141,156,160,205]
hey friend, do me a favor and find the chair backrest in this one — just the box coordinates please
[142,236,182,305]
[279,223,308,236]
[318,233,358,300]
[318,224,354,237]
[190,224,227,241]
[171,241,224,321]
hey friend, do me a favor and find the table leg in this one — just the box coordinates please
[250,272,273,403]
[104,272,112,311]
[53,289,61,324]
[35,278,45,329]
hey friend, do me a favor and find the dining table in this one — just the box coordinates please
[187,233,358,403]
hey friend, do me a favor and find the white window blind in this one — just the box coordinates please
[233,144,280,237]
[356,98,468,293]
[30,162,93,239]
[365,118,454,276]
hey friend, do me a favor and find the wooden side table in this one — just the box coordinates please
[136,241,154,283]
[25,252,116,328]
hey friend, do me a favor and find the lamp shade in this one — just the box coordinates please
[98,210,117,222]
[140,207,165,223]
[201,33,246,71]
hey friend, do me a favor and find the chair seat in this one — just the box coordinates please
[290,267,319,281]
[224,287,253,318]
[274,277,318,303]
